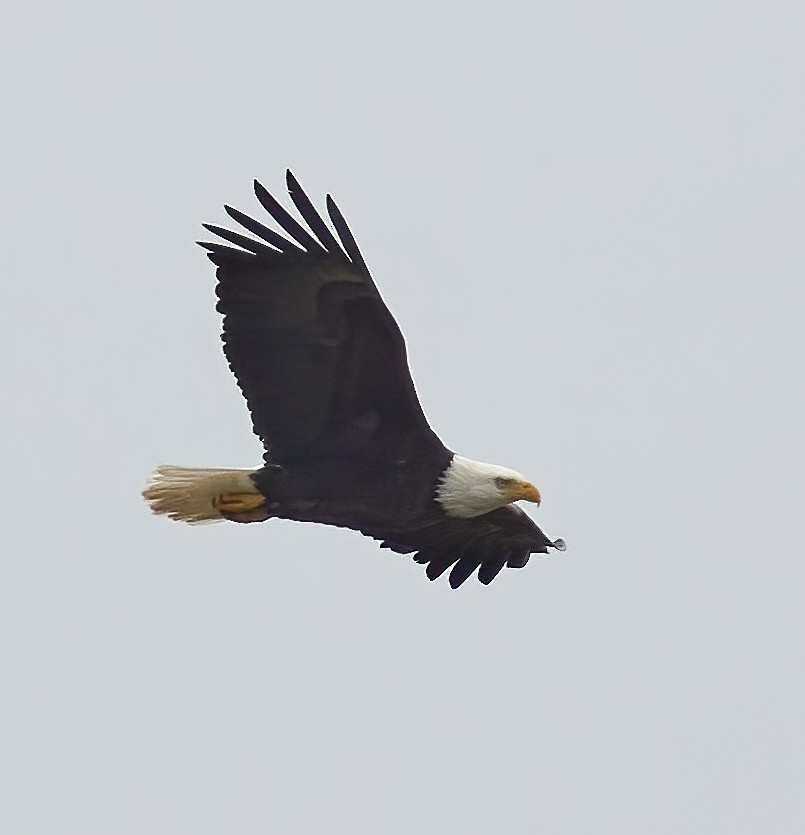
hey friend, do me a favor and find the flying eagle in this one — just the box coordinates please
[143,171,565,587]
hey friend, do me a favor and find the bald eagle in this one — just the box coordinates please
[143,171,565,587]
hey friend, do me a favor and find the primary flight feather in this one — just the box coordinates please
[143,171,565,587]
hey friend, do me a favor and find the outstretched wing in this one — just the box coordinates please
[199,171,445,465]
[374,505,565,588]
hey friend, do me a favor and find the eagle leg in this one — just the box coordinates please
[212,492,267,513]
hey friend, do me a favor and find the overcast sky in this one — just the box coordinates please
[2,1,804,833]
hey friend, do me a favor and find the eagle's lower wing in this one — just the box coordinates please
[371,505,563,588]
[199,171,444,464]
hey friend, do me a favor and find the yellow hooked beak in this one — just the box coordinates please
[505,481,541,506]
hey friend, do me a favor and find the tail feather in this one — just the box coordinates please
[142,465,260,524]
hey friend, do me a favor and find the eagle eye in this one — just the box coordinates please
[494,476,514,488]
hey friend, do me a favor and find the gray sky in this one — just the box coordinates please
[2,1,804,832]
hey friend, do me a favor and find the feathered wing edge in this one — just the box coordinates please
[379,537,553,589]
[374,508,566,589]
[197,170,375,283]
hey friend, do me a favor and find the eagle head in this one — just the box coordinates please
[436,456,541,518]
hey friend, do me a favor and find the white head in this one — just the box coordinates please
[435,455,542,518]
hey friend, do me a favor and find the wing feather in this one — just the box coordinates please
[201,224,280,258]
[477,557,508,585]
[426,552,461,581]
[286,170,345,257]
[448,551,485,588]
[326,195,372,279]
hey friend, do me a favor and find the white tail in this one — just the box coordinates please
[142,465,260,524]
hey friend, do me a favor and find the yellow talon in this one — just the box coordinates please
[213,492,266,513]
